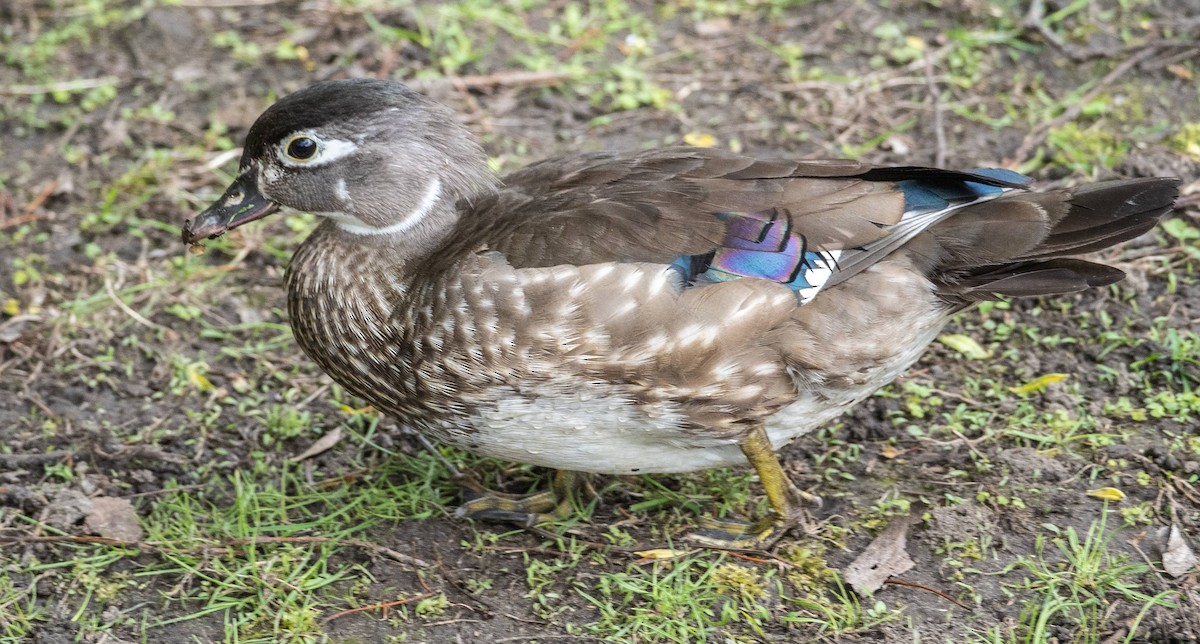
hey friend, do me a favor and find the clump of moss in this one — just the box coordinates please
[1170,122,1200,159]
[1046,122,1129,174]
[711,562,768,602]
[416,593,451,618]
[778,544,838,591]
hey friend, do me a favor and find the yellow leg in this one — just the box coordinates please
[455,470,586,527]
[689,426,818,549]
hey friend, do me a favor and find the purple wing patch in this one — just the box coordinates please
[669,167,1029,303]
[672,210,841,301]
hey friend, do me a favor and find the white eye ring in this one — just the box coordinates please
[276,131,359,168]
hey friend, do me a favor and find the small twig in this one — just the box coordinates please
[1008,45,1162,165]
[727,551,770,564]
[434,548,549,625]
[21,179,58,216]
[884,578,971,609]
[324,591,435,622]
[946,426,988,462]
[923,387,983,407]
[1022,0,1069,54]
[204,148,242,172]
[20,391,57,419]
[400,423,464,479]
[1127,535,1166,577]
[433,550,496,617]
[104,276,166,332]
[1174,192,1200,209]
[296,382,332,409]
[523,524,666,555]
[0,534,430,568]
[175,0,281,5]
[494,637,604,643]
[408,70,576,93]
[1,180,58,230]
[0,535,144,548]
[0,451,76,468]
[1100,627,1130,644]
[1144,47,1200,71]
[0,76,119,95]
[924,48,947,167]
[1172,477,1200,506]
[126,482,210,499]
[480,544,585,557]
[226,536,430,568]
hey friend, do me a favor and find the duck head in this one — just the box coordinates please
[182,78,496,245]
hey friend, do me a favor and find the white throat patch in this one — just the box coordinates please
[334,176,443,236]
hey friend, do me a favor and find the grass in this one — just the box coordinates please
[2,449,453,642]
[2,0,1199,642]
[577,556,768,642]
[1001,506,1179,643]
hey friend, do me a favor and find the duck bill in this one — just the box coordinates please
[182,173,280,245]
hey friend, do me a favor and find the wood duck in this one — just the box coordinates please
[182,79,1179,548]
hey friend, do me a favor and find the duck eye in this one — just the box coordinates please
[285,136,318,161]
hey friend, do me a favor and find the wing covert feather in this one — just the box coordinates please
[450,147,901,269]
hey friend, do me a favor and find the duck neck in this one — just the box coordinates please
[342,199,460,260]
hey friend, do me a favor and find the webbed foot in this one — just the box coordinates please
[687,426,819,549]
[454,470,587,526]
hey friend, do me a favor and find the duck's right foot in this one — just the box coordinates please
[453,470,585,527]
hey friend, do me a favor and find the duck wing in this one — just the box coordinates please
[451,146,1031,301]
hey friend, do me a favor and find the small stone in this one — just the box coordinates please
[83,497,144,542]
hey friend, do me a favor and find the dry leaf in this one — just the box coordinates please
[694,17,732,36]
[683,132,717,148]
[291,426,343,462]
[84,497,144,542]
[938,334,991,359]
[185,362,214,391]
[228,372,251,393]
[880,446,903,460]
[1163,524,1198,578]
[1086,487,1126,502]
[1167,64,1193,81]
[0,314,40,344]
[633,548,689,561]
[1009,373,1068,395]
[844,516,916,595]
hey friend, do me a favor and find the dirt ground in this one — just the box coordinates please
[2,1,1200,642]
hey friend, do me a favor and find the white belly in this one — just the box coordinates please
[425,313,948,475]
[431,388,744,474]
[428,388,853,474]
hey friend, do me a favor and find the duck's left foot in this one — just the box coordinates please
[688,511,805,550]
[454,470,586,526]
[687,425,819,549]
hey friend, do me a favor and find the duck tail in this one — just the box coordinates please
[929,177,1180,304]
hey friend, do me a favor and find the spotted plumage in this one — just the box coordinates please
[183,79,1179,546]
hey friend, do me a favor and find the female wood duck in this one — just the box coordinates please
[183,78,1178,548]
